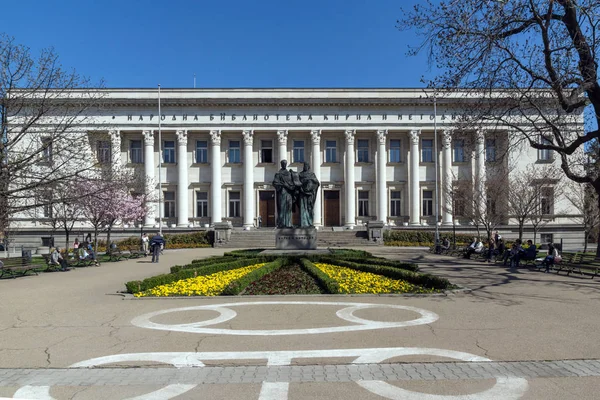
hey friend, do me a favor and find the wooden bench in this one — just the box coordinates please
[107,247,130,262]
[561,253,600,278]
[127,246,146,259]
[0,256,39,278]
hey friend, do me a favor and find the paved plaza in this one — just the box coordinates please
[0,247,599,399]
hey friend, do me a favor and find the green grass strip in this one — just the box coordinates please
[222,258,286,295]
[299,258,341,294]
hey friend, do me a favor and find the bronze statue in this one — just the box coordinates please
[272,160,296,228]
[298,162,320,227]
[273,160,320,228]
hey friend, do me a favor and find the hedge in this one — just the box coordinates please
[299,258,341,294]
[222,258,286,295]
[384,230,473,246]
[319,258,452,290]
[318,256,419,272]
[171,256,239,273]
[125,257,260,294]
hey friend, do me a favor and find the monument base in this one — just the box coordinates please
[275,227,317,250]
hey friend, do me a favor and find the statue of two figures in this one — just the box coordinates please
[272,160,320,229]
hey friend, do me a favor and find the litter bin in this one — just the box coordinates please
[21,249,32,265]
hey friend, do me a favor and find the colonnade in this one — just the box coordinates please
[108,128,483,228]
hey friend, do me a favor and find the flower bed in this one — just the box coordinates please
[134,263,266,297]
[314,263,438,294]
[242,264,326,295]
[125,249,453,296]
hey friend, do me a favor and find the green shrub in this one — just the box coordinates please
[171,256,239,273]
[319,258,451,290]
[125,258,261,294]
[318,256,419,272]
[383,230,472,246]
[299,258,341,294]
[222,258,286,295]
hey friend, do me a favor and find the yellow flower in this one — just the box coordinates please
[314,263,433,294]
[135,263,265,297]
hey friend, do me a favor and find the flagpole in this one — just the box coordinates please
[158,84,163,235]
[433,90,440,248]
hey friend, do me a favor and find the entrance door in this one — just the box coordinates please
[259,191,276,227]
[324,190,340,226]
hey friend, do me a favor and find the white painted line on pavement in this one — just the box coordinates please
[258,382,289,400]
[131,301,439,336]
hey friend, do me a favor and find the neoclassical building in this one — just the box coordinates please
[12,89,585,247]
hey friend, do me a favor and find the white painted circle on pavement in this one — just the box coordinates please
[131,301,439,336]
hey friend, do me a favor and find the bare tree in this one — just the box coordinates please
[565,181,600,252]
[0,33,103,238]
[399,0,600,256]
[508,164,562,241]
[445,170,509,241]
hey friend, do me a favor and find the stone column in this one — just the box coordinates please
[243,129,254,229]
[109,130,121,173]
[210,130,222,224]
[277,129,288,164]
[409,129,421,225]
[344,129,356,228]
[176,130,189,227]
[310,129,322,227]
[376,129,388,224]
[143,130,155,227]
[442,130,453,225]
[475,131,486,217]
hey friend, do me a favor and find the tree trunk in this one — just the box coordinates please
[584,229,589,253]
[64,229,70,252]
[596,189,600,259]
[518,223,524,241]
[106,225,113,255]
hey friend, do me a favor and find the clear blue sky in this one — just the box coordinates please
[0,0,429,88]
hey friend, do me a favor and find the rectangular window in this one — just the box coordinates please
[389,139,401,163]
[196,191,209,217]
[540,233,553,244]
[229,140,241,163]
[487,195,497,216]
[42,202,53,218]
[358,191,369,217]
[357,139,369,163]
[422,190,433,216]
[421,139,433,163]
[41,137,53,163]
[229,191,241,217]
[293,140,305,163]
[486,139,496,162]
[97,140,111,164]
[260,140,273,163]
[540,187,553,215]
[195,140,208,163]
[538,136,553,161]
[164,191,176,218]
[325,140,337,163]
[390,191,401,217]
[163,140,176,163]
[130,140,143,164]
[453,139,465,162]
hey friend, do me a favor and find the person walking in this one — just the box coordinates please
[150,233,165,263]
[141,233,149,256]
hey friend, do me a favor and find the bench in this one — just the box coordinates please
[560,253,600,278]
[41,254,73,271]
[0,256,39,278]
[108,248,130,262]
[127,246,146,259]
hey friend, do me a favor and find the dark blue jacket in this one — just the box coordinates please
[524,245,537,259]
[150,235,165,248]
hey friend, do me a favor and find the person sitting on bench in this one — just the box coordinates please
[50,247,69,271]
[514,240,536,267]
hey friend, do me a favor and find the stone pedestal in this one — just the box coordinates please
[275,227,317,250]
[367,221,385,245]
[213,222,232,247]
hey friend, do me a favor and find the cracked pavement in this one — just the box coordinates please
[0,247,599,399]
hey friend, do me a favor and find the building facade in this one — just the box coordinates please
[13,89,585,247]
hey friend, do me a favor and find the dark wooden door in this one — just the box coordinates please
[324,190,340,226]
[259,191,276,227]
